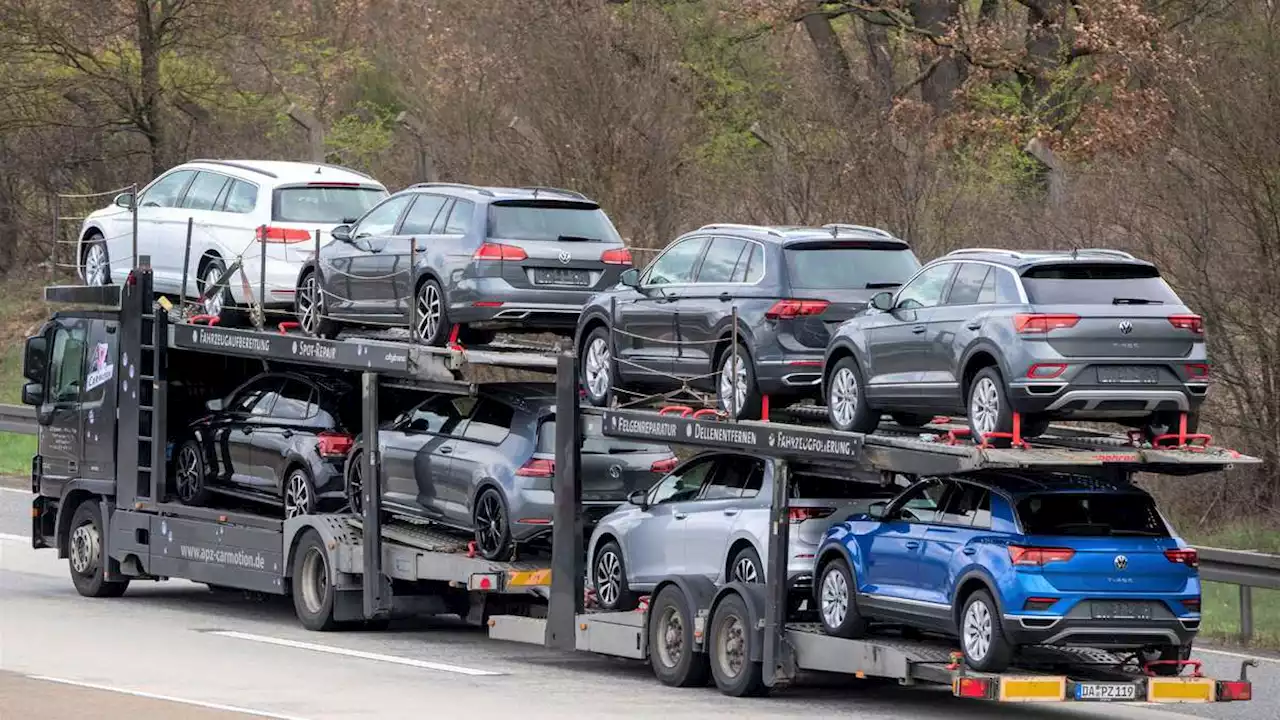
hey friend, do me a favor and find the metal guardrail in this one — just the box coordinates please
[0,402,1276,639]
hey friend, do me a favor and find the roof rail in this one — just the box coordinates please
[823,223,896,239]
[406,182,496,197]
[519,186,588,200]
[698,223,785,237]
[188,159,278,179]
[945,248,1026,259]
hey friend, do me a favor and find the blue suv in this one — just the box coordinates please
[813,472,1200,673]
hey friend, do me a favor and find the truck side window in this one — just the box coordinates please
[47,325,87,404]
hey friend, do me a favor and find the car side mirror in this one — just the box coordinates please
[331,224,353,242]
[868,500,887,519]
[870,291,894,312]
[23,335,47,382]
[619,268,640,288]
[627,488,649,509]
[22,382,44,408]
[114,192,135,209]
[205,398,224,412]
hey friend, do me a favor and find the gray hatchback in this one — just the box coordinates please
[823,249,1209,441]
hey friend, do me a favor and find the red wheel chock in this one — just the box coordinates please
[190,314,220,326]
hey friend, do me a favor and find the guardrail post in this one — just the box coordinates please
[1240,585,1254,644]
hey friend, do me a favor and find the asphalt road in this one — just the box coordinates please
[2,483,1277,720]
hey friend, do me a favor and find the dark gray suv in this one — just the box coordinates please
[575,223,921,418]
[295,184,632,344]
[822,249,1209,441]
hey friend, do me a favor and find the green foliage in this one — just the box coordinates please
[325,102,397,167]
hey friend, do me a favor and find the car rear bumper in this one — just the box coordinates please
[1007,381,1207,418]
[1003,614,1199,649]
[755,355,825,399]
[510,490,620,541]
[449,277,595,329]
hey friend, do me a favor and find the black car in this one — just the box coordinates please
[294,183,633,345]
[344,383,678,560]
[575,223,921,418]
[174,371,358,518]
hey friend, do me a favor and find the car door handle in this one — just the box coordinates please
[719,292,732,302]
[723,509,739,517]
[911,325,926,334]
[673,512,687,520]
[966,322,982,330]
[242,427,253,435]
[963,547,977,556]
[905,541,921,549]
[439,446,453,455]
[281,429,293,439]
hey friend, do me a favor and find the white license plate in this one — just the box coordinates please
[1075,682,1138,701]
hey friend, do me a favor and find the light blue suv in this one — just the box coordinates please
[813,471,1201,673]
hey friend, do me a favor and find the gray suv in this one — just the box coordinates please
[295,183,632,344]
[822,249,1209,442]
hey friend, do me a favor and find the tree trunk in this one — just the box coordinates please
[861,22,895,107]
[908,0,966,113]
[800,2,859,106]
[136,0,166,176]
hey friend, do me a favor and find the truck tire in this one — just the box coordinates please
[647,585,710,687]
[67,501,129,598]
[291,529,338,631]
[708,592,767,697]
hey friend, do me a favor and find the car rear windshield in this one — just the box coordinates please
[1016,492,1170,537]
[1021,263,1183,306]
[273,186,388,224]
[784,242,921,290]
[790,467,899,499]
[537,415,669,455]
[487,200,623,243]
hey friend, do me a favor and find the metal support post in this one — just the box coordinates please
[1240,585,1254,644]
[51,194,60,279]
[130,183,139,269]
[730,306,739,417]
[362,372,389,619]
[763,458,792,686]
[547,353,583,649]
[181,218,193,308]
[258,225,267,329]
[408,237,418,340]
[150,306,169,502]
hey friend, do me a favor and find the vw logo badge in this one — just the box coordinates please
[1118,320,1134,335]
[558,250,572,265]
[1114,555,1128,570]
[609,464,622,479]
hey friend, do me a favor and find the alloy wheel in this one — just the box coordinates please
[963,598,993,662]
[298,274,321,334]
[585,337,612,400]
[656,606,685,669]
[176,446,200,502]
[416,283,441,341]
[595,550,622,608]
[203,266,225,317]
[830,367,859,427]
[970,377,1001,436]
[474,491,506,558]
[820,568,849,629]
[69,521,100,575]
[718,351,748,416]
[85,244,107,286]
[347,454,364,515]
[732,556,760,584]
[285,471,311,519]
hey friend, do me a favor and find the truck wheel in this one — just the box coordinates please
[174,440,212,506]
[817,557,867,638]
[647,585,710,687]
[68,501,129,598]
[291,529,338,631]
[960,589,1014,672]
[709,592,767,697]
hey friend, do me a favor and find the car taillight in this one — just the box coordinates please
[788,507,835,523]
[1023,597,1058,611]
[1165,548,1199,568]
[600,248,632,265]
[1182,598,1201,612]
[650,457,678,474]
[516,458,555,477]
[765,299,829,319]
[1013,313,1079,333]
[473,242,528,261]
[256,226,313,244]
[1168,314,1204,334]
[1026,363,1067,379]
[1008,545,1076,566]
[316,431,354,458]
[1185,363,1210,379]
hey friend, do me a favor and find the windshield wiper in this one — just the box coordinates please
[1112,297,1162,305]
[865,282,901,289]
[557,235,600,242]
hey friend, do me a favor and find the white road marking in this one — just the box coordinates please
[0,486,30,494]
[1197,646,1280,664]
[211,630,504,676]
[26,674,311,720]
[0,532,30,542]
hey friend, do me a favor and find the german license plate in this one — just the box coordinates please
[1091,601,1153,620]
[1074,682,1138,701]
[1097,366,1160,384]
[533,268,589,286]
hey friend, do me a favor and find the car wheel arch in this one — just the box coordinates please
[723,537,762,582]
[591,530,632,582]
[952,571,1004,633]
[823,341,867,389]
[814,543,858,602]
[960,345,1010,398]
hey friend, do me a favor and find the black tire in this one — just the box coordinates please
[958,590,1015,672]
[414,278,450,346]
[1142,411,1200,444]
[967,367,1015,445]
[826,356,879,433]
[459,326,496,346]
[296,269,339,339]
[728,545,764,584]
[198,256,243,326]
[816,557,867,639]
[1143,644,1193,676]
[709,593,767,697]
[472,486,512,561]
[647,585,710,687]
[283,465,317,520]
[344,449,365,516]
[716,343,763,420]
[1021,413,1052,439]
[580,325,614,408]
[291,529,338,631]
[593,540,638,611]
[82,232,111,286]
[174,439,212,506]
[67,500,129,598]
[890,412,933,428]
